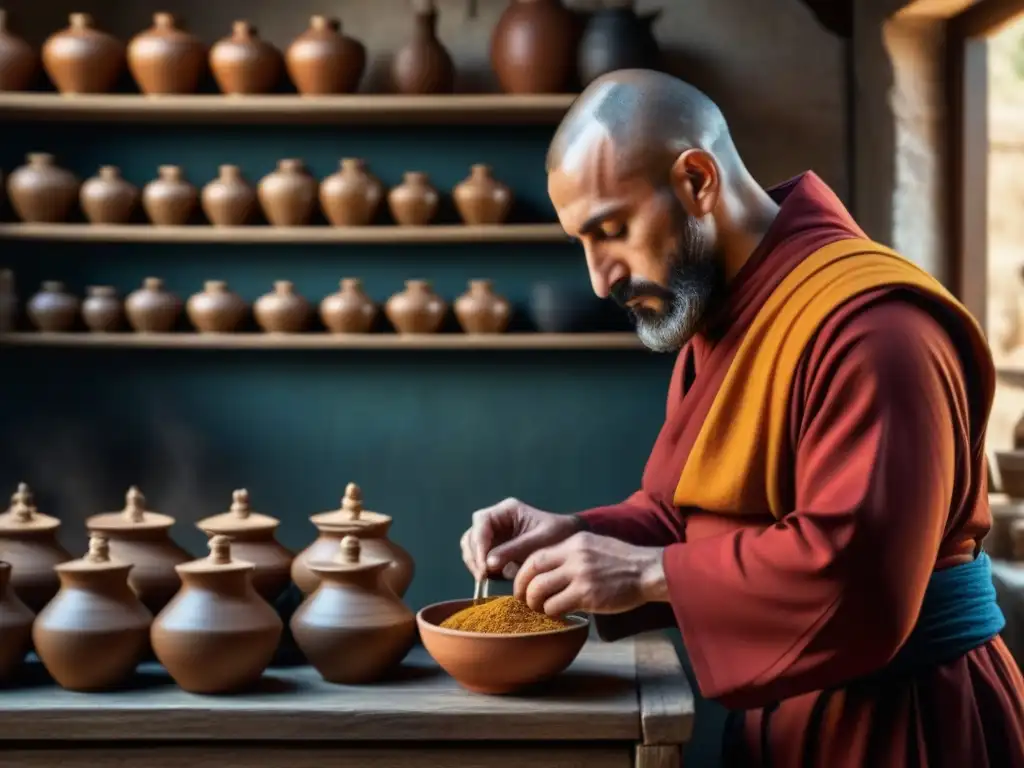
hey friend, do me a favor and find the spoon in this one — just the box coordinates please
[473,577,490,605]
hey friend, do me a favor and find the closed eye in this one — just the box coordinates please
[594,222,628,241]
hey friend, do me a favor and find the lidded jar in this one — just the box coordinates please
[254,280,311,333]
[125,277,181,332]
[258,159,317,227]
[80,165,139,225]
[27,281,80,332]
[201,165,257,226]
[385,279,447,334]
[286,15,366,95]
[292,483,414,598]
[454,279,512,334]
[142,165,198,226]
[391,0,454,94]
[291,535,416,684]
[320,278,377,334]
[82,285,124,332]
[197,490,293,603]
[209,20,282,95]
[319,158,383,227]
[151,535,283,694]
[0,483,72,613]
[6,153,79,223]
[387,172,439,226]
[0,10,39,91]
[127,12,206,95]
[32,534,152,691]
[85,487,191,614]
[0,561,33,681]
[42,13,125,94]
[453,164,512,225]
[187,280,248,333]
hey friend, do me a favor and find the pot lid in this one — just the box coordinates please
[310,483,391,531]
[57,534,130,573]
[0,483,61,533]
[177,534,255,575]
[86,486,176,531]
[308,534,389,575]
[197,489,279,534]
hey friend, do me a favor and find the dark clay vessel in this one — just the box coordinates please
[490,0,579,94]
[577,3,662,86]
[27,281,80,332]
[391,0,454,94]
[0,10,38,91]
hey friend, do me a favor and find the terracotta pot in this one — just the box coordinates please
[320,158,383,227]
[85,487,191,614]
[391,0,454,94]
[128,12,206,95]
[320,278,377,334]
[210,20,282,95]
[7,153,79,224]
[33,534,151,691]
[42,13,125,94]
[187,280,248,333]
[0,10,38,91]
[0,483,72,613]
[152,535,283,694]
[142,165,198,226]
[454,279,512,334]
[453,164,513,225]
[196,489,293,603]
[254,280,311,333]
[80,165,138,224]
[286,16,365,95]
[292,483,414,598]
[0,561,33,681]
[82,286,124,332]
[125,277,181,333]
[578,4,662,86]
[258,159,317,226]
[201,165,257,226]
[387,172,439,226]
[491,0,579,94]
[27,281,80,332]
[385,280,447,334]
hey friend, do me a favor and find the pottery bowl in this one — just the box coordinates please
[996,450,1024,498]
[417,598,590,695]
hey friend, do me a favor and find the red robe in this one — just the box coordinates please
[579,172,1024,767]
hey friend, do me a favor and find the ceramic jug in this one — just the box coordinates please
[385,280,447,334]
[454,279,512,334]
[201,165,257,226]
[391,0,454,94]
[319,158,383,227]
[490,0,579,94]
[0,561,33,681]
[286,15,366,95]
[319,278,377,334]
[387,171,439,226]
[0,10,38,91]
[82,286,125,332]
[254,281,312,333]
[0,483,71,612]
[27,281,80,332]
[125,277,181,332]
[42,13,125,94]
[80,166,139,225]
[453,164,512,225]
[186,280,248,333]
[258,159,317,226]
[209,20,282,95]
[6,153,79,224]
[127,12,206,94]
[142,165,198,226]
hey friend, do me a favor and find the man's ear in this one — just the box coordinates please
[669,149,720,218]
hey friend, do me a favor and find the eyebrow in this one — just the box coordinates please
[578,203,628,236]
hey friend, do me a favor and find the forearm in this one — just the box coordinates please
[577,490,685,547]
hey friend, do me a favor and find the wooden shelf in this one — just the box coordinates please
[0,93,578,125]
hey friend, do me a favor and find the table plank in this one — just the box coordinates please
[634,633,695,745]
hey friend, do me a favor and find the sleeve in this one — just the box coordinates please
[662,297,967,709]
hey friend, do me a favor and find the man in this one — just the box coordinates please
[460,70,1024,767]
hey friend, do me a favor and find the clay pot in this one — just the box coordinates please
[125,277,181,332]
[27,281,80,332]
[0,10,38,91]
[152,535,283,694]
[258,159,317,227]
[578,3,662,86]
[42,13,125,94]
[320,278,377,334]
[319,158,383,227]
[286,16,366,95]
[387,172,439,226]
[201,165,257,226]
[491,0,579,94]
[254,281,312,333]
[80,166,139,225]
[292,483,415,598]
[7,153,79,224]
[187,280,248,333]
[85,487,191,614]
[197,489,293,603]
[209,20,282,95]
[453,164,513,225]
[127,12,206,95]
[454,280,512,334]
[33,534,151,691]
[0,562,33,681]
[142,165,198,226]
[391,0,454,94]
[82,286,124,332]
[0,483,72,613]
[385,280,447,334]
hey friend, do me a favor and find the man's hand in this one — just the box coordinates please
[513,531,667,617]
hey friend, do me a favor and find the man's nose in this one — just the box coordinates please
[584,246,627,299]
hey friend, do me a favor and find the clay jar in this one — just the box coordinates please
[7,153,79,224]
[27,281,80,332]
[42,13,125,94]
[387,172,439,226]
[391,0,454,94]
[0,562,33,681]
[254,281,312,333]
[187,281,248,333]
[210,21,282,95]
[292,483,414,598]
[385,280,447,334]
[578,3,662,86]
[82,286,124,332]
[491,0,579,94]
[152,535,283,694]
[127,13,206,95]
[454,280,512,334]
[0,10,38,91]
[320,278,377,334]
[258,159,317,226]
[202,165,257,226]
[197,489,293,603]
[320,158,383,227]
[86,487,191,614]
[33,534,151,691]
[125,277,181,332]
[453,164,513,225]
[286,16,366,95]
[0,483,72,613]
[143,166,198,226]
[80,166,139,225]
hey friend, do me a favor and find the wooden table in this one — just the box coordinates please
[0,631,694,768]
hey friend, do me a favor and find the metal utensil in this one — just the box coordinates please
[473,577,490,604]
